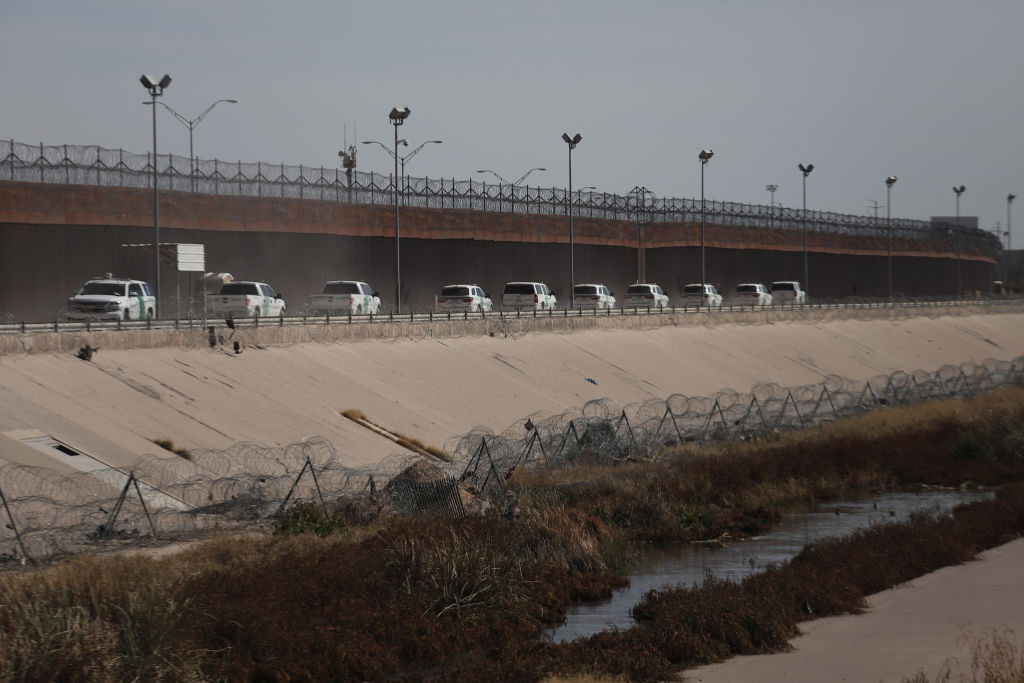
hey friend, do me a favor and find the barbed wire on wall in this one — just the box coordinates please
[1,356,1021,564]
[0,138,1000,256]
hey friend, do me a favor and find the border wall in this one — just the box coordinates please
[0,181,998,322]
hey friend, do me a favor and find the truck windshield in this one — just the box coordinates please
[79,282,127,296]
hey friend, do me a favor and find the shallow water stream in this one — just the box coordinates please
[546,489,994,643]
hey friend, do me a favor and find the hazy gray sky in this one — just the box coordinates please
[3,1,1022,243]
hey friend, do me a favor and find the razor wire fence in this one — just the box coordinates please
[2,357,1022,564]
[1,138,1001,257]
[454,356,1024,492]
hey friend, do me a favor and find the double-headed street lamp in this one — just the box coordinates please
[152,99,237,192]
[885,176,897,301]
[363,138,442,204]
[139,73,172,318]
[953,185,965,297]
[699,149,714,293]
[390,106,410,312]
[562,132,583,308]
[475,167,546,213]
[798,163,814,298]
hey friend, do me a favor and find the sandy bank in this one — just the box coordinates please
[686,537,1024,683]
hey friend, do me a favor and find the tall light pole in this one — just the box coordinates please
[953,185,965,297]
[476,167,546,213]
[140,74,172,318]
[1009,193,1016,251]
[766,184,778,230]
[885,176,897,301]
[699,150,714,294]
[562,132,582,308]
[798,163,814,297]
[153,99,237,192]
[389,106,411,312]
[630,186,655,282]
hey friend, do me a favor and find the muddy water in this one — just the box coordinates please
[546,489,994,643]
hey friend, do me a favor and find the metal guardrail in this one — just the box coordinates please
[1,297,1020,336]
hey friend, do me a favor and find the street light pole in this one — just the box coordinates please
[766,184,778,230]
[389,106,411,313]
[154,99,237,192]
[630,186,654,282]
[139,74,171,319]
[798,163,814,298]
[562,133,582,308]
[885,176,897,301]
[953,185,965,298]
[1009,193,1016,251]
[476,167,546,213]
[699,150,714,295]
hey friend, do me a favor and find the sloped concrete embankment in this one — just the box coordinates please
[2,303,1020,357]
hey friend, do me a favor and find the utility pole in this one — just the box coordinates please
[868,199,883,222]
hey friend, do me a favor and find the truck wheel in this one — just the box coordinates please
[146,308,154,319]
[123,309,131,321]
[356,304,363,314]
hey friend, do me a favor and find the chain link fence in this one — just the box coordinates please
[1,138,1001,256]
[2,356,1021,563]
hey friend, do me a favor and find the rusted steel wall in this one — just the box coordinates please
[0,181,995,321]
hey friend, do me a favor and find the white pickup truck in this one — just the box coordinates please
[309,280,381,315]
[209,281,286,321]
[67,276,156,321]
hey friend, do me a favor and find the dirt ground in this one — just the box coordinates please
[684,537,1024,683]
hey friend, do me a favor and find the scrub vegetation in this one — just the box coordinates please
[903,629,1024,683]
[2,388,1024,682]
[151,438,193,461]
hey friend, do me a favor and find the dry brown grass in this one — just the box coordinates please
[150,438,193,461]
[0,553,206,681]
[340,407,365,421]
[902,628,1024,682]
[342,407,451,460]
